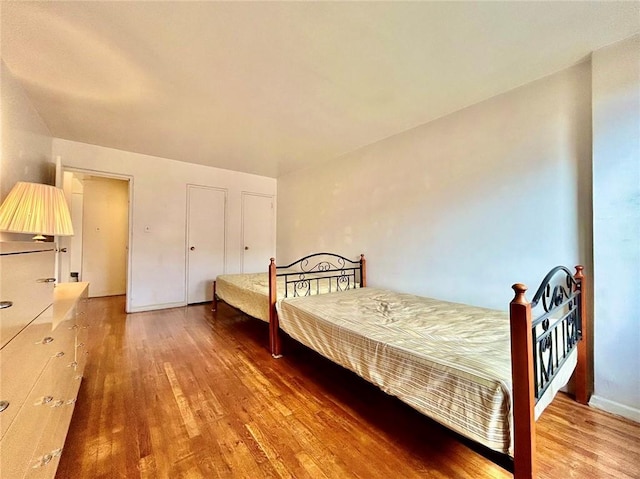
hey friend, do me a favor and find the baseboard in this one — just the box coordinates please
[589,394,640,423]
[128,301,186,313]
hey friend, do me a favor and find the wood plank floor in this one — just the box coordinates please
[56,296,640,479]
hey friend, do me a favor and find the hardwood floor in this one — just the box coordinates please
[56,296,640,479]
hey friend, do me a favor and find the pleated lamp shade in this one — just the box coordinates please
[0,182,74,240]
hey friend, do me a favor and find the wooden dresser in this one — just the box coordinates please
[0,242,89,478]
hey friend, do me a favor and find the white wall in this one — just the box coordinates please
[278,62,593,311]
[590,34,640,421]
[0,61,53,240]
[53,139,277,312]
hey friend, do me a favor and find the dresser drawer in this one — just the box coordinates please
[74,306,89,369]
[0,245,89,479]
[0,247,55,349]
[0,349,80,478]
[57,283,90,375]
[74,339,89,375]
[0,300,79,436]
[53,304,81,359]
[26,366,83,478]
[0,305,71,440]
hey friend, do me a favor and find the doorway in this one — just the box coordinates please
[82,177,129,297]
[59,169,132,309]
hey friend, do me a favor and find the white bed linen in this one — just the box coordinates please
[277,287,577,456]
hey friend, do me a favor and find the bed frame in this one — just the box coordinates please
[510,265,590,478]
[268,252,366,358]
[268,262,589,479]
[211,252,366,352]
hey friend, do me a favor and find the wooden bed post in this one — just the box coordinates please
[360,254,367,287]
[212,280,217,312]
[510,283,536,479]
[574,265,590,405]
[268,258,282,358]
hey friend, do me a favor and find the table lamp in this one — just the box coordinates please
[0,181,74,241]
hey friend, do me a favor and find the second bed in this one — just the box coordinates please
[214,254,588,478]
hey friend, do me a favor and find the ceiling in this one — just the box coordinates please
[2,2,638,178]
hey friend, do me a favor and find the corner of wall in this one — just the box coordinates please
[1,60,54,198]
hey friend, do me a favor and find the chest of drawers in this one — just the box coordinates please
[0,242,89,478]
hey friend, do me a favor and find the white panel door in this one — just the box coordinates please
[242,193,275,273]
[82,178,129,297]
[187,186,226,304]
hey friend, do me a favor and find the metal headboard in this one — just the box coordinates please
[276,252,366,299]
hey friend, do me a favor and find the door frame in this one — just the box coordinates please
[58,165,134,313]
[185,184,228,304]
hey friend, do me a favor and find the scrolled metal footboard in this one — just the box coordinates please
[529,266,583,401]
[509,264,588,479]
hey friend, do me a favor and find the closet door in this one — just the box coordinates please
[187,186,226,304]
[241,193,275,273]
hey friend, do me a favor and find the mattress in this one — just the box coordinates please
[276,287,576,456]
[216,273,273,322]
[215,271,357,322]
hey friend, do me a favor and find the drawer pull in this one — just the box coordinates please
[52,400,64,408]
[0,400,9,412]
[42,336,54,344]
[36,277,56,283]
[33,448,63,469]
[69,324,79,330]
[67,361,78,368]
[55,351,65,358]
[0,301,13,309]
[32,453,54,468]
[66,398,77,405]
[42,396,54,404]
[77,342,85,348]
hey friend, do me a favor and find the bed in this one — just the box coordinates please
[269,264,589,479]
[212,252,367,353]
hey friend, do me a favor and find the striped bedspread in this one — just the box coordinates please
[215,271,360,322]
[277,287,515,455]
[216,273,273,322]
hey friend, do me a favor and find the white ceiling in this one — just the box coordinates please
[2,2,639,178]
